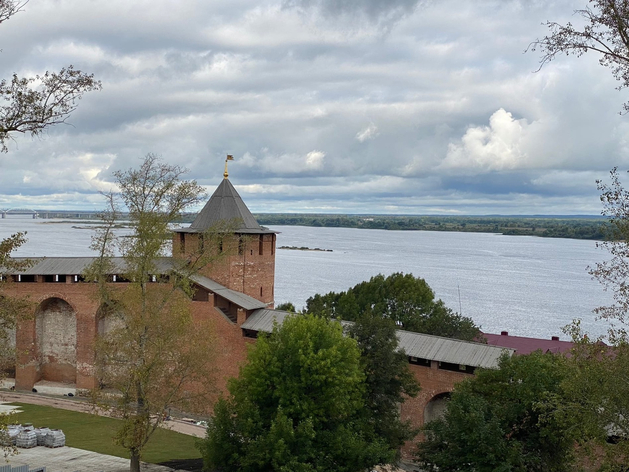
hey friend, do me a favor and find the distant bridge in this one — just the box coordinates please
[1,209,38,219]
[1,209,101,219]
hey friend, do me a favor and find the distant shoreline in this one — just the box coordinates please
[2,212,609,241]
[254,214,608,241]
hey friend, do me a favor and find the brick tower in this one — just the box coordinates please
[172,167,276,307]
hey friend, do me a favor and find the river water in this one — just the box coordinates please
[0,217,614,340]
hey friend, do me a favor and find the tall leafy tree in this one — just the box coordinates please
[86,154,220,472]
[416,351,575,472]
[0,1,101,152]
[306,272,479,340]
[347,313,420,454]
[0,232,30,457]
[544,325,629,471]
[531,0,629,113]
[0,232,30,370]
[588,168,629,341]
[201,314,394,472]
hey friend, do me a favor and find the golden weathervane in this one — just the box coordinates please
[224,154,234,179]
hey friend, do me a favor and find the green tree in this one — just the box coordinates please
[347,313,420,454]
[416,351,575,472]
[531,0,629,113]
[201,314,394,472]
[546,170,629,470]
[0,232,30,369]
[275,301,296,312]
[306,272,480,340]
[0,1,101,152]
[589,168,629,341]
[86,154,219,472]
[0,232,30,457]
[543,325,629,471]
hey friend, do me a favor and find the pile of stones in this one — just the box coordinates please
[2,424,65,448]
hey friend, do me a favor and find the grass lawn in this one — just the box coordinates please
[8,403,202,464]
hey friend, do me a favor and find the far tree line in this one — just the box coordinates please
[251,214,608,240]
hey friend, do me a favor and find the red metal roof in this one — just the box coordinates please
[482,331,574,355]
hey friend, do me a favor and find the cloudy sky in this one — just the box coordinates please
[0,0,626,214]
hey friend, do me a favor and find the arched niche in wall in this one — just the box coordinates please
[95,303,126,389]
[35,297,77,384]
[423,391,452,424]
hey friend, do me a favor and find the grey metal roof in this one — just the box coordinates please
[182,178,273,234]
[241,310,513,369]
[190,274,267,311]
[241,309,291,331]
[396,329,512,369]
[10,257,96,275]
[9,257,175,275]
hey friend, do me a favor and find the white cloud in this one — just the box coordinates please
[355,123,379,142]
[305,150,325,168]
[442,109,529,172]
[0,0,625,214]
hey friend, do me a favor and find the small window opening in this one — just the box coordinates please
[179,233,186,254]
[260,286,263,297]
[16,274,35,283]
[409,356,431,367]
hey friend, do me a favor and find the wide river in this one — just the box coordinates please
[0,217,615,340]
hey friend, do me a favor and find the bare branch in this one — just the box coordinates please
[0,0,26,25]
[529,1,629,112]
[0,67,102,152]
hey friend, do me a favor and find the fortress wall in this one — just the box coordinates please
[399,363,472,460]
[6,278,467,463]
[190,302,253,400]
[8,282,100,390]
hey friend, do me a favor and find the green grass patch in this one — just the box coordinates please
[9,403,202,464]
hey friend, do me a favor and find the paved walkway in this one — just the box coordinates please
[0,392,206,437]
[2,445,181,472]
[0,391,205,472]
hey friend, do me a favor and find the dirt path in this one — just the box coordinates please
[0,391,206,438]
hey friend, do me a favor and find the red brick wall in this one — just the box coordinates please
[8,281,100,391]
[399,362,472,460]
[175,232,276,307]
[6,275,469,464]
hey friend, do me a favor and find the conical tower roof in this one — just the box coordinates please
[183,178,271,234]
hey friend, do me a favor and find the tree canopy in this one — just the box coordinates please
[306,272,480,340]
[416,351,575,472]
[0,231,29,458]
[86,154,218,472]
[531,0,629,113]
[0,1,101,152]
[588,168,629,341]
[201,314,394,472]
[347,313,420,454]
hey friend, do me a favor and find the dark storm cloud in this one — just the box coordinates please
[282,0,421,28]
